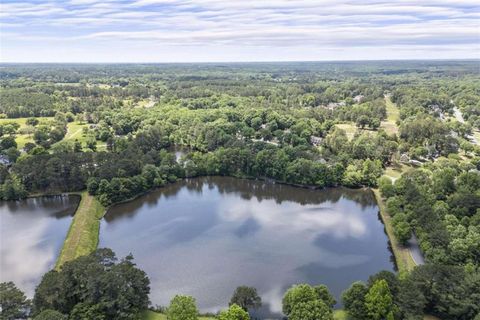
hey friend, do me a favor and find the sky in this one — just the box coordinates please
[0,0,479,62]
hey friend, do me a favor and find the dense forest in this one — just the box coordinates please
[0,61,479,320]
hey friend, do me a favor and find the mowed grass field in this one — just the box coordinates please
[334,123,358,140]
[381,96,400,135]
[0,117,53,148]
[62,121,107,151]
[0,118,107,152]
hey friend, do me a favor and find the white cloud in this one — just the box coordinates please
[0,0,478,61]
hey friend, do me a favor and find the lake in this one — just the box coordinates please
[100,177,394,318]
[0,195,80,296]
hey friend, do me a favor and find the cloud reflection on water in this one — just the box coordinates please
[0,196,78,297]
[100,177,393,317]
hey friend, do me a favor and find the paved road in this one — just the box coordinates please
[452,107,478,145]
[407,234,425,265]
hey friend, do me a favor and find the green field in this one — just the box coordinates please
[56,191,105,268]
[64,121,90,142]
[0,117,106,151]
[0,117,53,149]
[333,310,348,320]
[0,117,52,128]
[334,123,358,140]
[384,163,411,182]
[381,96,400,135]
[47,121,107,152]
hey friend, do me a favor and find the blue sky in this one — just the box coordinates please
[0,0,479,62]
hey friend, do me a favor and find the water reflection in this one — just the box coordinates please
[0,195,79,297]
[101,177,393,319]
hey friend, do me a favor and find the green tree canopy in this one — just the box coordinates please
[0,282,30,320]
[218,304,250,320]
[33,248,149,320]
[342,281,369,320]
[33,309,67,320]
[365,280,394,320]
[288,300,333,320]
[166,295,198,320]
[229,286,261,311]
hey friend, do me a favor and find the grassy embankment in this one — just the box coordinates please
[56,191,105,269]
[373,188,417,274]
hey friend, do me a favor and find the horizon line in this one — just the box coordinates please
[1,58,480,65]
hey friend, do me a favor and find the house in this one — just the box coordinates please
[0,155,11,166]
[310,136,323,146]
[399,153,410,163]
[326,101,346,110]
[353,95,364,103]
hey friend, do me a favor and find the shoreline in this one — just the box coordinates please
[372,188,417,274]
[33,177,397,272]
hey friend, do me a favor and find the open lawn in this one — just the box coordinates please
[334,123,358,140]
[381,96,400,135]
[64,121,89,142]
[333,310,348,320]
[0,117,53,128]
[385,96,400,123]
[53,121,107,151]
[384,163,411,182]
[56,191,105,268]
[0,117,53,149]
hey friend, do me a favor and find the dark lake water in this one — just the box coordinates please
[0,195,80,296]
[100,177,394,318]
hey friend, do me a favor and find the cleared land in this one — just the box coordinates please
[384,163,411,182]
[381,96,400,135]
[64,121,89,142]
[0,117,52,149]
[333,310,347,320]
[51,121,107,151]
[334,123,358,140]
[56,191,105,268]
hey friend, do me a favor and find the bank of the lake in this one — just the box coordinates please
[373,189,417,274]
[53,180,412,278]
[56,191,105,268]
